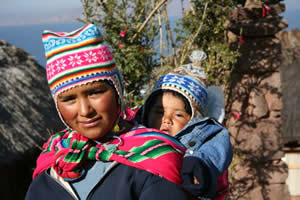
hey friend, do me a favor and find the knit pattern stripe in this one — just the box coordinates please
[153,74,208,111]
[49,64,117,93]
[45,39,103,60]
[48,61,116,85]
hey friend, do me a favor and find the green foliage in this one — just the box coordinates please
[79,0,240,106]
[79,0,161,107]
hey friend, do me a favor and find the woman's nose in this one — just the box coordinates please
[78,98,94,117]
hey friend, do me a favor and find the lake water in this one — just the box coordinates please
[0,21,84,67]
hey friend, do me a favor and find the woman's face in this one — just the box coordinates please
[57,81,119,141]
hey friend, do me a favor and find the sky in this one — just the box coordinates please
[0,0,82,26]
[0,0,299,27]
[0,0,189,26]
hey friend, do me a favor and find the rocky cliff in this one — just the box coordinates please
[0,40,64,199]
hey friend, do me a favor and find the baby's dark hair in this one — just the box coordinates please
[143,89,192,126]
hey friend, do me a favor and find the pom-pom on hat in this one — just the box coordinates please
[42,24,124,104]
[189,50,207,64]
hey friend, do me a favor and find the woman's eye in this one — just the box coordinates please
[60,96,75,103]
[90,90,105,96]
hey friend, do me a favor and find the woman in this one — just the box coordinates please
[25,24,190,200]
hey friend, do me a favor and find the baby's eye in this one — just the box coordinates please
[175,113,184,117]
[175,111,189,118]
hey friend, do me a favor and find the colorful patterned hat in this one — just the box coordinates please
[42,24,124,104]
[144,69,208,119]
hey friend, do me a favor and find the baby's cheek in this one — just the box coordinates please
[169,131,177,137]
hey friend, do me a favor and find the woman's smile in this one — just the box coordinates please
[79,117,102,128]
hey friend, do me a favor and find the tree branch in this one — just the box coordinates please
[179,2,209,66]
[130,0,168,42]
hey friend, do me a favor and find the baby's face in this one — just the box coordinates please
[147,92,191,136]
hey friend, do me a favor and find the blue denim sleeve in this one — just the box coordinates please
[176,118,233,197]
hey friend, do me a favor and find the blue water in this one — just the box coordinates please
[0,21,84,67]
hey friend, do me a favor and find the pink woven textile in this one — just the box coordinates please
[33,128,186,185]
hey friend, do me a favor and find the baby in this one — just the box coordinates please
[139,51,233,199]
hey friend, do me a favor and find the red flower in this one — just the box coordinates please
[118,44,125,48]
[262,5,270,17]
[120,28,128,38]
[140,46,145,50]
[237,35,245,44]
[232,112,241,120]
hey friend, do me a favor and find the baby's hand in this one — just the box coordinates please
[181,157,207,197]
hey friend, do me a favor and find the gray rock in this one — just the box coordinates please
[0,40,65,199]
[0,40,65,163]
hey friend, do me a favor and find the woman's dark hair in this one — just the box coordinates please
[143,89,192,126]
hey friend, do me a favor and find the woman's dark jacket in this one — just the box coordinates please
[26,162,190,200]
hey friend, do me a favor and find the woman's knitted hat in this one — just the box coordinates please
[143,50,225,123]
[42,24,124,105]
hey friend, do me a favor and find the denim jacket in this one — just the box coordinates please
[175,117,233,198]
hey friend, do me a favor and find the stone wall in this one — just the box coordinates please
[225,0,290,199]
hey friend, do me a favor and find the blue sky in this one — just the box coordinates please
[0,0,299,28]
[0,0,189,26]
[0,0,82,26]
